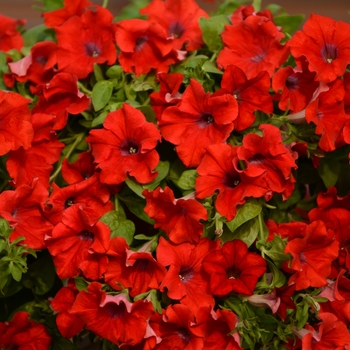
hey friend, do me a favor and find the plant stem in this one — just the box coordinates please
[102,0,108,8]
[50,134,85,183]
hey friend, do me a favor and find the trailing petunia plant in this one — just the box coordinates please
[1,0,350,349]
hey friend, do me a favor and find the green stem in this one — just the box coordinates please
[77,81,92,96]
[258,211,265,241]
[262,202,276,209]
[50,134,84,183]
[114,195,119,212]
[102,0,108,8]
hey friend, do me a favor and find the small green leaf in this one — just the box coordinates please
[11,264,23,282]
[74,276,89,291]
[93,63,105,81]
[267,260,286,288]
[199,15,230,51]
[125,161,170,198]
[177,170,198,191]
[318,156,341,188]
[21,254,56,295]
[202,61,223,75]
[100,210,135,245]
[252,0,261,11]
[118,195,154,225]
[274,14,305,35]
[226,200,262,232]
[224,216,260,247]
[92,80,114,111]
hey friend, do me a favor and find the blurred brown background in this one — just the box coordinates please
[0,0,349,28]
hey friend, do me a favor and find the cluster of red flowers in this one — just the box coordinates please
[1,0,350,349]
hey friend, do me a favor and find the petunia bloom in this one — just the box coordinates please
[237,124,297,200]
[0,91,33,156]
[71,282,154,347]
[87,103,161,185]
[143,186,208,244]
[55,6,116,79]
[203,239,266,297]
[285,220,339,290]
[0,14,25,52]
[217,15,288,79]
[0,312,51,349]
[195,143,269,221]
[140,0,209,51]
[159,79,238,167]
[289,14,350,83]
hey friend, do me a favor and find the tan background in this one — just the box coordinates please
[0,0,349,29]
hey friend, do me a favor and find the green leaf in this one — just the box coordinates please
[21,254,56,295]
[22,25,51,48]
[267,260,286,288]
[92,80,114,111]
[91,111,108,127]
[118,195,154,225]
[199,15,230,51]
[318,156,341,188]
[226,200,262,232]
[132,80,154,92]
[100,211,135,245]
[274,14,305,35]
[106,65,124,79]
[93,63,105,81]
[202,61,223,75]
[296,301,310,329]
[177,170,198,191]
[0,218,12,239]
[223,216,260,247]
[261,235,289,266]
[252,0,261,11]
[11,264,23,282]
[125,161,170,198]
[74,276,89,291]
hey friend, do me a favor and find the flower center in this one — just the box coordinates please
[286,75,299,91]
[64,197,75,208]
[133,259,150,272]
[299,252,307,264]
[103,302,127,319]
[248,153,265,165]
[177,327,191,343]
[321,43,338,63]
[78,230,94,241]
[226,266,241,279]
[135,36,148,52]
[197,112,214,128]
[222,171,241,188]
[178,265,194,283]
[251,51,266,63]
[120,139,139,156]
[35,55,47,65]
[169,22,185,39]
[85,42,101,58]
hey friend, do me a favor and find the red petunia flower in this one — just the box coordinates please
[0,180,53,250]
[0,312,51,349]
[87,103,161,185]
[149,72,183,121]
[71,282,154,347]
[284,220,339,290]
[6,41,57,93]
[140,0,209,51]
[43,0,92,27]
[143,186,208,244]
[105,247,167,298]
[237,124,297,200]
[288,14,350,83]
[272,58,319,113]
[115,19,177,76]
[217,15,288,79]
[0,14,25,52]
[194,307,242,350]
[305,78,347,152]
[219,65,273,131]
[33,72,90,130]
[6,113,65,188]
[50,285,85,339]
[55,6,116,79]
[230,5,274,25]
[203,239,266,296]
[300,313,350,349]
[44,172,113,225]
[149,304,205,349]
[45,205,111,279]
[195,143,269,221]
[0,91,33,156]
[159,79,238,167]
[61,151,96,184]
[157,237,219,315]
